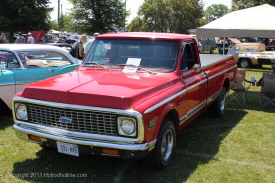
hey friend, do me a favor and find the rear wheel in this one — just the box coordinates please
[208,87,226,117]
[143,119,176,170]
[238,58,251,68]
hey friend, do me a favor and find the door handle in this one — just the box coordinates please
[48,69,55,72]
[200,71,208,79]
[201,74,207,79]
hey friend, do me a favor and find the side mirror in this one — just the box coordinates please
[193,64,201,72]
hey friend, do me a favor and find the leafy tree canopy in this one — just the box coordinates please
[0,0,53,42]
[68,0,128,34]
[204,4,229,23]
[132,0,203,33]
[231,0,275,11]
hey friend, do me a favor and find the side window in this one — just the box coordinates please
[23,51,71,68]
[181,43,198,71]
[0,52,20,69]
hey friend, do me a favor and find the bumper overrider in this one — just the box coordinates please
[12,96,156,158]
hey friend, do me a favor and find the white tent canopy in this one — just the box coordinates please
[196,4,275,38]
[48,29,62,34]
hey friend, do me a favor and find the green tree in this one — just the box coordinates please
[127,17,145,32]
[0,0,53,43]
[135,0,203,33]
[169,0,203,33]
[231,0,275,11]
[137,0,171,32]
[61,14,75,32]
[49,20,58,30]
[68,0,128,34]
[204,4,229,23]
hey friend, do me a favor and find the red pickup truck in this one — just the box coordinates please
[12,32,236,170]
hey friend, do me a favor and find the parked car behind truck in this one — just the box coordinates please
[229,38,275,68]
[0,44,81,110]
[13,32,237,170]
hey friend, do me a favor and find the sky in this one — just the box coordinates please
[49,0,232,23]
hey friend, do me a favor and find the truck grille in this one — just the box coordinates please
[26,104,118,136]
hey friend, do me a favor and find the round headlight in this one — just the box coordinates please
[120,119,135,135]
[16,104,28,120]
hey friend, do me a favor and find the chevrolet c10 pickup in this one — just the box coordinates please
[12,32,237,170]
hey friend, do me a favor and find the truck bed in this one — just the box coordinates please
[200,54,232,68]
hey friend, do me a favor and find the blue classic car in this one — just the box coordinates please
[0,44,82,109]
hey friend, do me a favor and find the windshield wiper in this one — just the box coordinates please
[83,62,109,70]
[118,64,153,74]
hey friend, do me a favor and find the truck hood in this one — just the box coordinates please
[21,69,177,109]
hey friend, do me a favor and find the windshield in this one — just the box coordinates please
[83,39,179,72]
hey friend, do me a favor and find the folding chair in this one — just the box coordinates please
[227,70,253,106]
[259,73,275,107]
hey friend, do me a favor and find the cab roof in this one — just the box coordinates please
[97,32,194,40]
[0,44,70,55]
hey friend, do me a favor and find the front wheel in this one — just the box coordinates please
[143,119,176,170]
[208,87,226,117]
[238,58,251,68]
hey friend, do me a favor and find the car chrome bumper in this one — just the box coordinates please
[13,122,156,157]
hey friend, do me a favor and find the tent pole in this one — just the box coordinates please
[223,37,225,55]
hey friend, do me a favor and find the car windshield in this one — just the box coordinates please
[83,39,179,72]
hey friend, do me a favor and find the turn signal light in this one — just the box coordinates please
[101,148,120,156]
[28,134,41,142]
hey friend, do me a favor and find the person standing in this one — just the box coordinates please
[197,38,202,53]
[0,33,6,43]
[27,32,35,44]
[15,32,25,43]
[205,38,211,53]
[79,35,87,58]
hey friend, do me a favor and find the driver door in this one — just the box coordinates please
[178,42,207,124]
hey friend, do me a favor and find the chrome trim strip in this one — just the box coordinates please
[180,89,221,125]
[15,81,35,85]
[208,65,237,80]
[179,100,207,125]
[144,88,187,114]
[0,81,34,87]
[13,96,145,142]
[148,139,157,151]
[14,123,149,151]
[144,79,207,114]
[188,79,207,90]
[206,90,220,104]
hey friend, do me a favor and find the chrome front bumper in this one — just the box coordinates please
[13,122,156,153]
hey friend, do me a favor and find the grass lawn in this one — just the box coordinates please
[0,65,274,183]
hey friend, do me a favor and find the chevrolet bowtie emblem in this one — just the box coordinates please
[59,117,72,123]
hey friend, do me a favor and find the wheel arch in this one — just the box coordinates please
[238,57,252,68]
[223,77,230,92]
[151,106,179,142]
[163,109,179,130]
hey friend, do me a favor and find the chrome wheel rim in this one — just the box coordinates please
[240,61,248,68]
[161,130,174,161]
[220,93,226,112]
